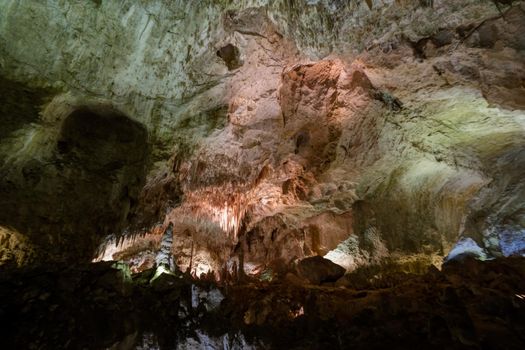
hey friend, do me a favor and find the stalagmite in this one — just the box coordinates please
[155,223,175,272]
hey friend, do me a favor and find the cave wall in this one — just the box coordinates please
[1,0,524,270]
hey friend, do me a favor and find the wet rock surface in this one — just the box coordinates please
[1,257,524,349]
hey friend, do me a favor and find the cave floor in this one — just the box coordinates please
[1,257,525,349]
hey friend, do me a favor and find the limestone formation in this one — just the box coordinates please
[0,0,524,278]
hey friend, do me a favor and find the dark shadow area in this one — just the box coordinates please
[0,76,52,140]
[217,44,242,70]
[0,106,150,265]
[1,256,524,349]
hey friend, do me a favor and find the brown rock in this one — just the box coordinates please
[295,256,345,285]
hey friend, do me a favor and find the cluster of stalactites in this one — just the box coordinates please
[180,186,250,240]
[92,227,162,262]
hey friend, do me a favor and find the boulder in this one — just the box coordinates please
[295,256,345,285]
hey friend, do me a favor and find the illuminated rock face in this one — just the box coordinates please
[1,0,524,271]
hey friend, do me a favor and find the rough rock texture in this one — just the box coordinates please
[1,0,524,277]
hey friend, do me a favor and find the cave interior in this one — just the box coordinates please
[1,0,525,349]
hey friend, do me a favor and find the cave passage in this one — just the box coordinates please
[0,106,150,263]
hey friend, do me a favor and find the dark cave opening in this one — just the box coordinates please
[57,107,149,174]
[0,106,150,264]
[217,44,242,70]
